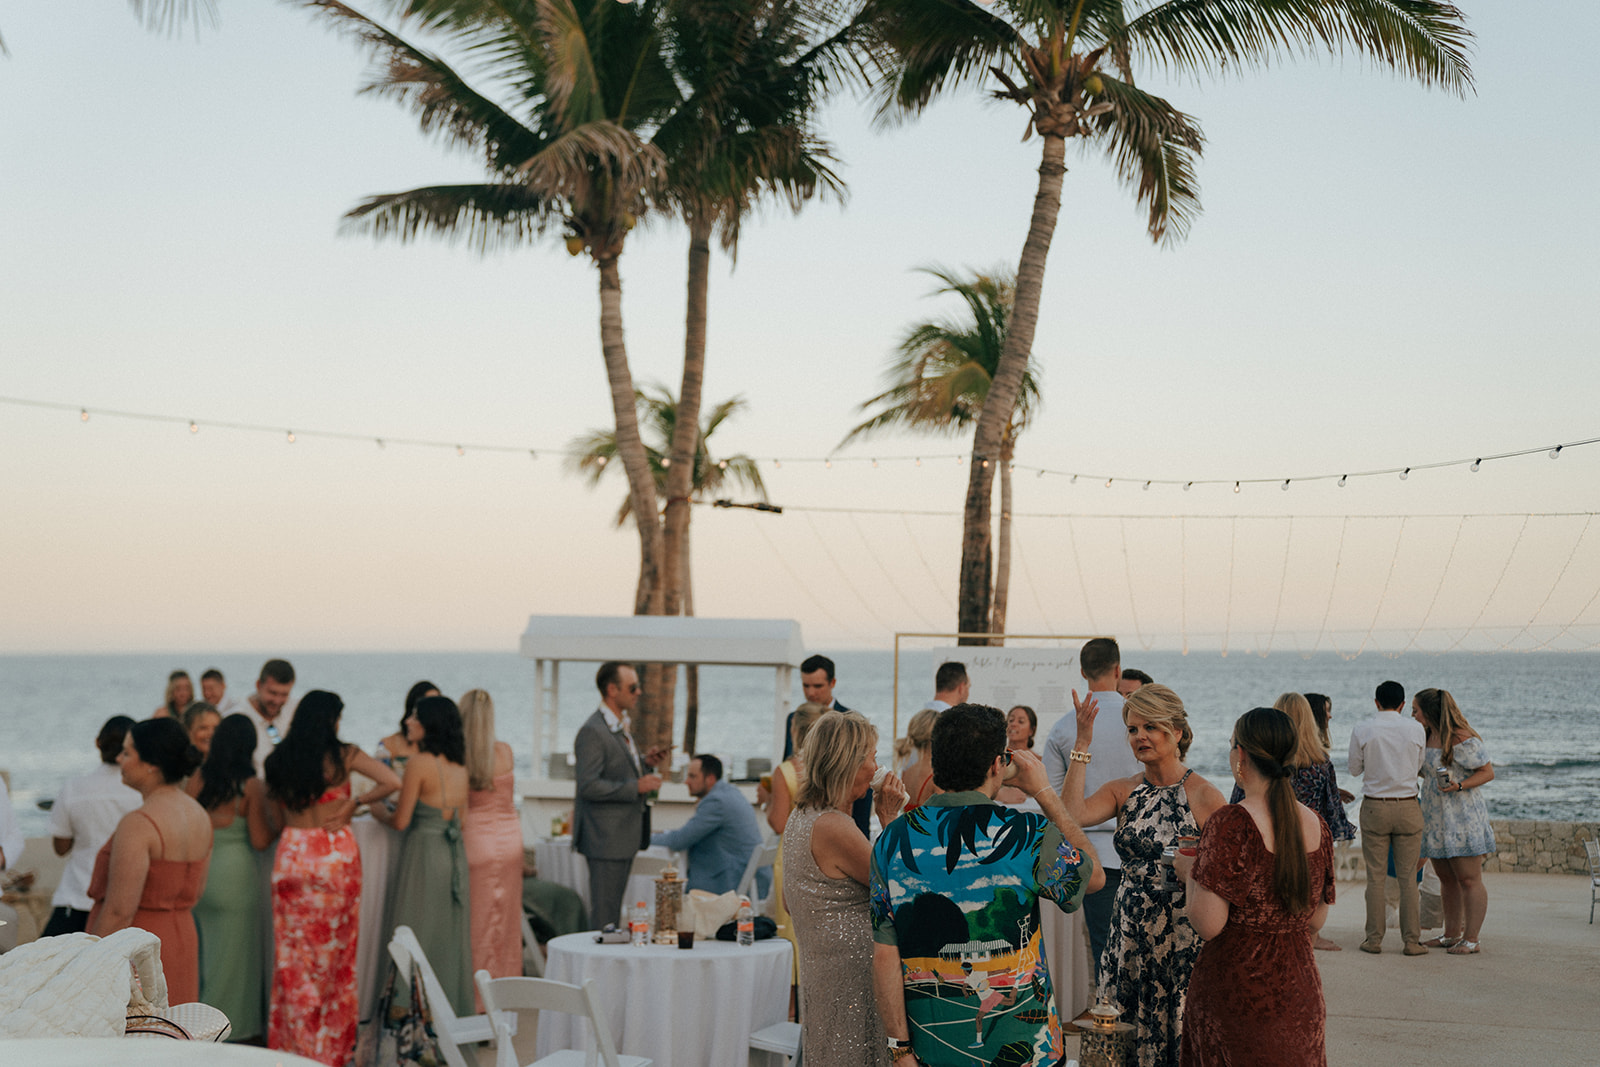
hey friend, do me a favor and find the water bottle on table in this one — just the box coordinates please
[736,895,755,947]
[630,901,650,947]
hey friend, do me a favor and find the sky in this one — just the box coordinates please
[1,2,1598,655]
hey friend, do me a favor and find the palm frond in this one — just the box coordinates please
[517,120,665,202]
[127,0,218,35]
[860,0,1028,121]
[340,182,556,250]
[1084,74,1204,245]
[1120,0,1472,93]
[296,0,545,168]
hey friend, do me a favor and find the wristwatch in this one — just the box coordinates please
[888,1037,915,1061]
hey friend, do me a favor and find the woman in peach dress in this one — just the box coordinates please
[461,688,523,1006]
[88,717,212,1004]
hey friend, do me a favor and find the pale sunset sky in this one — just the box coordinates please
[1,3,1597,654]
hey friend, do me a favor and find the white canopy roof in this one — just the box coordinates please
[518,614,805,668]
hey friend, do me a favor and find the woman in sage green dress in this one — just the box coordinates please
[192,714,277,1041]
[374,694,473,1016]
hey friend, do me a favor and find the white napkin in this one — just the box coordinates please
[688,889,740,940]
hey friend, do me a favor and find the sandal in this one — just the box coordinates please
[1447,940,1480,955]
[1421,935,1460,948]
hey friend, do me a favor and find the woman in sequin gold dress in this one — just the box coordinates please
[783,711,907,1067]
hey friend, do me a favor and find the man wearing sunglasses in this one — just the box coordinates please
[574,661,666,930]
[241,658,295,777]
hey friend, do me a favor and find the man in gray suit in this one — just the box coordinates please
[574,661,664,929]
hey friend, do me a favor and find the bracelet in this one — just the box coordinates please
[1068,750,1092,764]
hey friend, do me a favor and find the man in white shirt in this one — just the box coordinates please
[1349,679,1428,955]
[921,660,971,713]
[1042,637,1140,981]
[200,667,242,715]
[241,658,296,777]
[43,716,142,937]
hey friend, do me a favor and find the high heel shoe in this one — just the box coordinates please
[1447,939,1480,954]
[1421,935,1460,948]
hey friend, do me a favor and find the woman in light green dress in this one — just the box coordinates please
[374,694,473,1016]
[193,714,277,1041]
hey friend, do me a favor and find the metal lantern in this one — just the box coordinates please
[1075,1000,1134,1067]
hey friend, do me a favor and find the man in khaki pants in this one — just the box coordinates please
[1348,680,1427,954]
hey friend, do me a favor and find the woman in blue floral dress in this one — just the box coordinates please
[1412,688,1496,955]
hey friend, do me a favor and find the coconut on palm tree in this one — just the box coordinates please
[569,386,767,753]
[840,265,1036,641]
[860,0,1473,643]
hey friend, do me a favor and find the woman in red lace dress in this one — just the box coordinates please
[1177,707,1335,1067]
[264,691,399,1066]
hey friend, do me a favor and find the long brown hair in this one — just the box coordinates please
[1235,707,1311,914]
[1413,688,1480,767]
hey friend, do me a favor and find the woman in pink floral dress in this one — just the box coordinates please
[264,691,399,1066]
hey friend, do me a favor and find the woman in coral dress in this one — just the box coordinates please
[88,718,212,1004]
[1178,707,1334,1067]
[461,688,524,1006]
[264,691,400,1066]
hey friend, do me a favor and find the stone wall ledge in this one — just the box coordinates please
[1481,819,1598,875]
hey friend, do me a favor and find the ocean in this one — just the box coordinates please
[3,649,1596,837]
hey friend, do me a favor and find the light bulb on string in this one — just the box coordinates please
[660,457,671,468]
[1550,446,1563,459]
[376,439,385,449]
[915,457,922,468]
[189,421,199,434]
[79,409,89,422]
[1400,468,1410,480]
[286,431,296,444]
[1281,479,1290,491]
[528,449,537,460]
[1036,469,1045,478]
[717,459,727,470]
[873,458,880,468]
[1470,459,1480,472]
[981,458,988,469]
[1183,482,1192,492]
[774,459,782,469]
[1070,475,1078,485]
[597,456,608,467]
[1142,481,1151,491]
[1104,478,1113,488]
[1338,475,1347,487]
[824,459,831,469]
[1233,481,1241,494]
[456,446,465,457]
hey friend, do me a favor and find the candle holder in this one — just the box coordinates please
[1074,999,1134,1067]
[653,868,683,946]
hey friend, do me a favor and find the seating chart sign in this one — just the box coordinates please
[931,646,1079,747]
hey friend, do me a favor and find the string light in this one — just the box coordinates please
[1550,446,1563,459]
[1104,478,1113,488]
[915,458,921,467]
[1282,480,1290,491]
[1471,459,1481,472]
[717,459,727,470]
[824,459,831,469]
[376,439,385,449]
[1233,481,1241,494]
[597,456,607,467]
[79,408,89,422]
[528,450,537,460]
[1339,475,1347,487]
[981,458,988,469]
[1183,482,1192,491]
[1143,481,1151,491]
[661,457,671,468]
[189,421,198,434]
[1400,468,1410,480]
[286,431,295,444]
[873,458,880,468]
[456,445,465,456]
[774,459,782,469]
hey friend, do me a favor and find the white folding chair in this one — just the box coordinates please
[388,925,498,1067]
[1585,837,1600,924]
[475,970,652,1067]
[748,1020,801,1066]
[737,835,781,916]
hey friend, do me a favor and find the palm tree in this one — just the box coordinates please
[839,265,1038,642]
[650,0,851,638]
[3,1,216,55]
[569,386,768,754]
[861,0,1473,643]
[296,0,680,629]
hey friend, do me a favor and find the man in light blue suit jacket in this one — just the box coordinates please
[652,754,767,896]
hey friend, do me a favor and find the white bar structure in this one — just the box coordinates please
[518,615,806,775]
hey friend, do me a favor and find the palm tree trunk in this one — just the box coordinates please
[682,531,699,758]
[957,132,1067,644]
[598,252,671,753]
[663,216,711,621]
[990,433,1015,645]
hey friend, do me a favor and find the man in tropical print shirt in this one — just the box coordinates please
[871,703,1104,1067]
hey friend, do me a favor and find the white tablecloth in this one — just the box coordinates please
[533,839,682,921]
[538,932,791,1067]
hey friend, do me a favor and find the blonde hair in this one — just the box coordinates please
[796,710,877,811]
[1273,692,1327,768]
[1122,684,1193,760]
[893,707,938,769]
[1413,688,1480,767]
[459,688,498,792]
[789,702,828,765]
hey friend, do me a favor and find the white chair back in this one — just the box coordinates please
[476,970,651,1067]
[521,912,546,977]
[389,925,496,1067]
[737,834,781,914]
